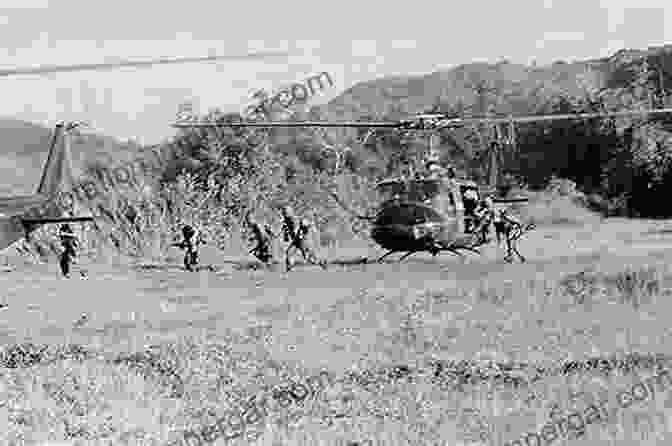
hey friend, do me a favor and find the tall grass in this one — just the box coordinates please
[3,261,672,445]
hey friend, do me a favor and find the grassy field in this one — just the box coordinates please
[2,217,672,445]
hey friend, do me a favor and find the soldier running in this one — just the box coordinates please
[246,214,275,264]
[462,186,479,232]
[496,208,533,263]
[280,206,327,271]
[173,224,203,271]
[473,196,495,244]
[493,207,506,245]
[58,224,79,278]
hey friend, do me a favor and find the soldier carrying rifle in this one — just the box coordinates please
[246,213,275,265]
[58,223,79,278]
[280,205,327,272]
[173,224,204,271]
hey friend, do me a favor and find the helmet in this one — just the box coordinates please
[182,225,195,238]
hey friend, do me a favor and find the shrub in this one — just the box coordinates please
[603,266,662,308]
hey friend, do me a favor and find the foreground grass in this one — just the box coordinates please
[3,215,672,445]
[3,252,672,445]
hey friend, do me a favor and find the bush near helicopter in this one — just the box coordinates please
[173,108,672,264]
[0,51,289,254]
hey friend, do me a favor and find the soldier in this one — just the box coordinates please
[280,206,327,271]
[462,186,479,232]
[473,196,495,243]
[497,208,527,262]
[493,207,505,244]
[58,224,79,278]
[173,224,203,271]
[247,215,275,264]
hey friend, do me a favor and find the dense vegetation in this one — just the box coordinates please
[163,50,672,223]
[10,45,672,260]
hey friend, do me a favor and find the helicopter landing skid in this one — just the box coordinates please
[441,245,481,262]
[376,244,482,263]
[376,250,421,263]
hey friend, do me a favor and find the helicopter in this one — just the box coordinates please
[0,50,289,253]
[171,107,672,263]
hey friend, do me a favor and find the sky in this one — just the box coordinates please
[0,0,670,145]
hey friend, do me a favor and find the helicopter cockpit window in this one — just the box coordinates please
[375,203,442,226]
[396,179,438,203]
[409,180,440,201]
[377,179,442,203]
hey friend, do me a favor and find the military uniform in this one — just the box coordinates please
[463,187,479,232]
[175,225,201,271]
[473,197,495,243]
[500,209,522,229]
[248,220,274,264]
[497,209,525,262]
[280,206,327,271]
[58,224,78,277]
[493,208,505,244]
[493,208,523,244]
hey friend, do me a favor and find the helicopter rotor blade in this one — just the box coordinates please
[172,120,400,128]
[448,108,672,126]
[173,108,672,129]
[0,51,290,78]
[171,107,672,139]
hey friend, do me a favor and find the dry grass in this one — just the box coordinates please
[3,214,672,445]
[515,190,601,227]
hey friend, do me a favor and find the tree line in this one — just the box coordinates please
[162,57,672,227]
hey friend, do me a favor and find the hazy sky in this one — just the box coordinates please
[0,0,670,144]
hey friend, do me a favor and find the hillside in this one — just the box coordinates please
[0,118,140,195]
[323,44,672,119]
[3,44,672,198]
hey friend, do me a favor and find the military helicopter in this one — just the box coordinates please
[172,107,672,263]
[0,50,289,254]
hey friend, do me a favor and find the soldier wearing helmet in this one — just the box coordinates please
[462,186,479,232]
[246,213,275,265]
[58,223,79,277]
[280,206,327,272]
[473,196,495,243]
[280,206,296,243]
[173,224,203,271]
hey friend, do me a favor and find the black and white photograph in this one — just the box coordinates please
[1,1,672,445]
